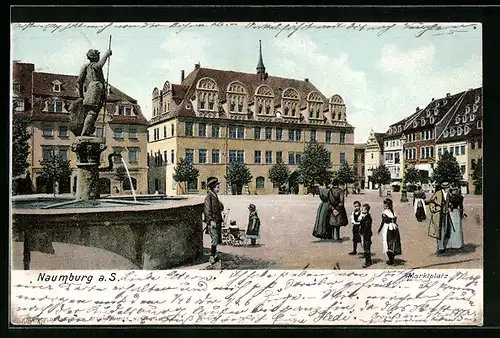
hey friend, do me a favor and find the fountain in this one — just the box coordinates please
[11,46,204,270]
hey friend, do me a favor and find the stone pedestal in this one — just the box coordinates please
[71,136,107,200]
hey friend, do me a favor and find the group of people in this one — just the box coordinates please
[312,180,403,268]
[203,177,261,264]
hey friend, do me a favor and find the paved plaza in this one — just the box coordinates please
[11,190,483,270]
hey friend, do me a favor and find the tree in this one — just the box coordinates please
[370,165,392,197]
[226,162,252,195]
[432,151,462,187]
[113,165,128,192]
[172,157,199,194]
[334,162,356,194]
[471,159,482,195]
[12,116,31,178]
[268,160,290,193]
[405,167,420,185]
[39,152,72,196]
[298,141,333,187]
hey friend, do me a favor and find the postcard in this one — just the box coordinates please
[10,21,483,326]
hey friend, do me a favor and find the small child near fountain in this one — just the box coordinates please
[246,204,261,246]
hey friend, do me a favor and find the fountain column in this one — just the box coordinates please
[71,136,107,200]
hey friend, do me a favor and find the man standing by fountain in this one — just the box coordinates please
[77,48,112,136]
[204,178,224,264]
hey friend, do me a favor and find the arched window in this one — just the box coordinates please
[281,88,300,117]
[256,176,265,190]
[196,77,218,111]
[307,91,323,119]
[329,94,345,117]
[255,85,274,115]
[227,81,247,113]
[123,177,137,191]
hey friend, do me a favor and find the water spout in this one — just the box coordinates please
[121,157,137,202]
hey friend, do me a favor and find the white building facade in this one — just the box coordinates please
[383,137,403,182]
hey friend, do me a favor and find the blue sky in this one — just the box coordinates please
[11,22,482,143]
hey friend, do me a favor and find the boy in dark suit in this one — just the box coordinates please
[359,203,373,268]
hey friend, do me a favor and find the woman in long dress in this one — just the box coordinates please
[447,188,466,249]
[312,188,332,239]
[378,198,402,265]
[413,185,427,222]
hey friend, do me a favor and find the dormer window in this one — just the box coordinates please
[429,116,435,124]
[398,125,402,132]
[477,120,482,129]
[13,99,25,112]
[450,127,456,137]
[52,80,62,92]
[457,126,463,136]
[470,113,476,122]
[388,128,392,135]
[426,110,431,117]
[413,121,418,128]
[47,100,64,113]
[463,114,468,123]
[473,104,478,113]
[421,118,426,126]
[455,116,461,124]
[118,105,133,116]
[443,99,448,105]
[475,95,481,104]
[464,124,471,135]
[465,105,471,114]
[443,129,449,137]
[434,108,439,115]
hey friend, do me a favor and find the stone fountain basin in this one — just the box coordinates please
[11,195,205,270]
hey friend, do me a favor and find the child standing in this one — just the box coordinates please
[349,201,362,255]
[359,203,373,268]
[246,204,261,246]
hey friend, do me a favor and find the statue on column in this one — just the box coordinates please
[75,48,112,136]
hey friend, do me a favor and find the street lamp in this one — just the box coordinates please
[400,134,408,203]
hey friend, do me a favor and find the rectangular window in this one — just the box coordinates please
[471,141,475,149]
[42,147,53,161]
[164,150,168,164]
[254,150,261,164]
[265,127,272,140]
[199,149,207,164]
[58,147,69,161]
[129,149,138,163]
[276,151,283,163]
[455,146,460,156]
[438,147,443,158]
[288,152,295,165]
[42,123,53,137]
[198,123,207,137]
[289,129,301,142]
[295,152,302,165]
[326,130,332,143]
[212,149,220,164]
[171,150,175,164]
[265,151,272,164]
[185,122,193,137]
[460,145,466,155]
[229,125,245,139]
[171,124,175,136]
[460,165,466,175]
[254,126,261,140]
[211,125,220,138]
[185,149,194,163]
[310,129,317,142]
[395,152,400,164]
[340,132,345,144]
[276,128,283,141]
[471,159,476,170]
[94,126,103,137]
[340,152,346,165]
[114,127,124,139]
[229,150,244,164]
[477,139,482,149]
[59,125,68,138]
[55,101,63,113]
[129,128,138,139]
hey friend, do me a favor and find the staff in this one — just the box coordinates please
[102,35,112,138]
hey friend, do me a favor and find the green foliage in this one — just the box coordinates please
[370,165,392,185]
[334,162,356,186]
[268,160,290,188]
[12,117,31,177]
[298,141,333,187]
[226,162,253,187]
[39,152,72,195]
[432,151,462,186]
[173,157,200,184]
[472,159,482,195]
[419,170,430,184]
[405,167,420,184]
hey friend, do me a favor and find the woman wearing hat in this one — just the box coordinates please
[447,186,466,249]
[428,181,454,254]
[77,48,112,136]
[204,177,224,264]
[246,204,261,246]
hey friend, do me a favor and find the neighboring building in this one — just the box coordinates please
[364,129,385,190]
[147,43,355,195]
[353,143,366,189]
[382,119,405,183]
[12,61,149,195]
[434,87,483,192]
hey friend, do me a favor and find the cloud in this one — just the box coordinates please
[154,32,212,71]
[379,44,437,75]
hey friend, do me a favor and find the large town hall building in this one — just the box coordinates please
[147,42,355,195]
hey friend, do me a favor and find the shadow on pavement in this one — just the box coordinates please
[202,247,277,270]
[311,236,351,244]
[440,243,480,257]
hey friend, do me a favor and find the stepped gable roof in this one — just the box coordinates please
[435,87,482,143]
